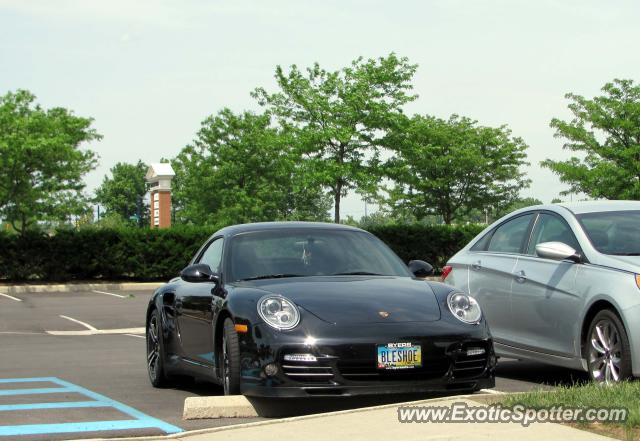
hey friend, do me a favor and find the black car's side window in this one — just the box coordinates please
[198,238,224,273]
[526,213,581,255]
[486,214,535,254]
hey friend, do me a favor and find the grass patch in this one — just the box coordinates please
[494,381,640,440]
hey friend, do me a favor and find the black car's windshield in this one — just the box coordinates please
[577,210,640,255]
[228,229,411,282]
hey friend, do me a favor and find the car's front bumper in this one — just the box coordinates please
[237,319,496,398]
[242,376,495,397]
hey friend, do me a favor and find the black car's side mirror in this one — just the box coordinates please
[408,260,434,278]
[180,264,219,284]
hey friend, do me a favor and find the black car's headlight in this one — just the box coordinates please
[257,295,300,330]
[447,291,482,324]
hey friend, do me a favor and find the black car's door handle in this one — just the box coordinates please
[471,261,482,270]
[514,270,527,283]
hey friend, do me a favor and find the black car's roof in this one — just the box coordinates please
[213,221,365,238]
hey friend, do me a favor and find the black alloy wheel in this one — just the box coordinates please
[221,318,241,395]
[147,309,170,387]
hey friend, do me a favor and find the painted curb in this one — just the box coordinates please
[183,396,258,419]
[0,282,164,294]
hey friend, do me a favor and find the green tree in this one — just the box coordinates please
[171,109,330,225]
[0,90,100,234]
[542,79,640,199]
[357,210,405,228]
[492,197,543,220]
[94,160,149,226]
[383,114,530,224]
[457,197,542,225]
[253,53,418,223]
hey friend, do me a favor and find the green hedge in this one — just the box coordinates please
[0,227,213,282]
[367,224,484,270]
[0,224,484,282]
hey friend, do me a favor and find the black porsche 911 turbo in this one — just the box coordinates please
[146,222,496,397]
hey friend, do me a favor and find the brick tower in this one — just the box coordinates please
[145,163,175,229]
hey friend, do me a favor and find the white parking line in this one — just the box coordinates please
[0,292,22,302]
[59,315,98,331]
[0,331,43,335]
[47,327,145,336]
[91,290,127,299]
[124,333,145,339]
[48,316,145,337]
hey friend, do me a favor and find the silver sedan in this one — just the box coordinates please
[445,200,640,383]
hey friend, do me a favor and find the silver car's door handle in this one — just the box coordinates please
[471,261,482,270]
[514,270,527,283]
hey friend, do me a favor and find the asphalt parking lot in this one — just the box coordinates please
[0,287,588,440]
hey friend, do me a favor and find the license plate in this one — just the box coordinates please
[377,342,422,370]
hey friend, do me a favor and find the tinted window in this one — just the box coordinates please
[199,238,224,273]
[577,210,640,256]
[527,213,580,255]
[470,231,492,251]
[228,229,411,282]
[487,214,535,254]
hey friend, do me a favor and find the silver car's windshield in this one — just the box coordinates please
[228,229,411,281]
[577,210,640,256]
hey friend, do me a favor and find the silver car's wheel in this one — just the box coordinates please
[586,310,631,383]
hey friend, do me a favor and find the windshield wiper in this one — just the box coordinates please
[611,252,640,256]
[331,271,383,276]
[239,274,304,281]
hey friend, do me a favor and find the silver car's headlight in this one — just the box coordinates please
[447,291,482,324]
[257,295,300,330]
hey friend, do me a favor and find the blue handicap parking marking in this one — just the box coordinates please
[0,401,105,411]
[0,377,182,437]
[0,388,69,396]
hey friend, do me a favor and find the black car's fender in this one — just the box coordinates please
[147,281,280,381]
[146,280,179,345]
[210,286,281,374]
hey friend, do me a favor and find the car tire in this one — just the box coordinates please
[147,309,171,388]
[586,309,632,383]
[221,318,241,395]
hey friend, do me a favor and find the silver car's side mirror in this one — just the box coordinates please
[535,241,581,263]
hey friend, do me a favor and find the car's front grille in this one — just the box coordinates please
[280,361,334,383]
[452,345,488,379]
[337,359,449,381]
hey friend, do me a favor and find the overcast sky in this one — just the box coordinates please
[1,0,639,218]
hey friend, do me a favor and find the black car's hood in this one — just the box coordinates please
[237,276,441,324]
